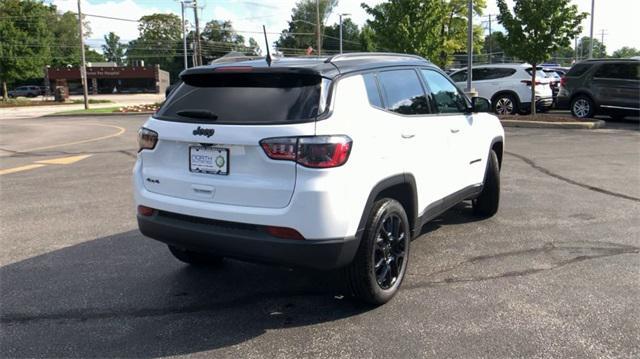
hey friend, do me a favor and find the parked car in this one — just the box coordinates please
[557,59,640,120]
[450,63,554,115]
[542,68,562,105]
[7,85,43,98]
[134,53,505,305]
[543,66,570,77]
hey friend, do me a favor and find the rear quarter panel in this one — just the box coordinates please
[314,73,405,237]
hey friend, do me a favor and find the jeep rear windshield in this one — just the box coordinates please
[155,72,328,125]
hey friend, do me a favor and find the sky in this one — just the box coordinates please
[48,0,640,55]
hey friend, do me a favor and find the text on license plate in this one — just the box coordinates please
[189,146,228,175]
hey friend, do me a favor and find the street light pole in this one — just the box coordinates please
[588,0,595,59]
[193,0,201,66]
[180,1,191,70]
[338,13,350,54]
[181,2,187,69]
[316,0,321,56]
[77,0,89,109]
[466,0,473,93]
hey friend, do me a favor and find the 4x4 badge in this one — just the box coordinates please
[193,126,215,137]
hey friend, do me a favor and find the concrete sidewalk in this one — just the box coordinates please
[0,94,163,119]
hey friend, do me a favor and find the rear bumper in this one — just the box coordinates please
[556,96,570,110]
[137,211,360,270]
[535,97,554,109]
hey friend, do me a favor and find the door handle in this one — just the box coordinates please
[401,134,415,139]
[450,128,460,134]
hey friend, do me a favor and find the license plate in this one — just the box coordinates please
[189,146,229,175]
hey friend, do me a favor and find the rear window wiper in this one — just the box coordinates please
[176,109,219,120]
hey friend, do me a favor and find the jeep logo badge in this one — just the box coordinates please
[193,126,215,137]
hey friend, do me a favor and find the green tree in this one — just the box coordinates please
[102,32,126,65]
[497,0,587,114]
[482,31,505,63]
[611,46,640,58]
[549,45,575,65]
[46,10,104,67]
[275,0,338,55]
[126,13,182,75]
[200,20,256,61]
[0,0,53,99]
[323,18,361,52]
[362,0,486,68]
[359,24,377,52]
[248,37,262,56]
[575,36,606,59]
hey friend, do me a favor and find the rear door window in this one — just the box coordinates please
[156,72,326,124]
[377,69,430,115]
[526,68,548,78]
[486,68,517,79]
[566,63,593,77]
[594,63,640,80]
[450,70,467,82]
[420,69,469,114]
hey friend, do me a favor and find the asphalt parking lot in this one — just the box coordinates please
[1,115,639,358]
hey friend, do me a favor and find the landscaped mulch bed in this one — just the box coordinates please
[113,103,160,113]
[498,114,584,122]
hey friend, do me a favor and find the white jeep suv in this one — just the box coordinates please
[134,53,505,305]
[450,63,553,115]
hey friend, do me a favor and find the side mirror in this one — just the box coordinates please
[471,97,492,113]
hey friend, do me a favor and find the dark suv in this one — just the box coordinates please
[557,59,640,120]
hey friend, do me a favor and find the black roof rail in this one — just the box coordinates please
[324,52,428,63]
[582,58,639,62]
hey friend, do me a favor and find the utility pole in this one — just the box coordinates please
[574,37,579,62]
[339,13,350,54]
[193,0,202,66]
[488,14,492,64]
[599,29,607,54]
[181,1,189,70]
[588,0,595,59]
[466,0,473,93]
[77,0,89,109]
[315,0,321,56]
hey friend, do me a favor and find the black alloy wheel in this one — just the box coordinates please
[373,213,407,289]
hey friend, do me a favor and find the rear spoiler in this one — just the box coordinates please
[180,66,321,81]
[180,67,323,88]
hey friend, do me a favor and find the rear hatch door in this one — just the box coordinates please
[140,68,326,209]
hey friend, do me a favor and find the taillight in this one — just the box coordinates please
[260,137,297,161]
[521,80,543,86]
[560,76,567,87]
[137,127,158,152]
[260,135,352,168]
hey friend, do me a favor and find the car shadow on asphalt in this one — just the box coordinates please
[0,206,486,358]
[0,230,371,357]
[417,201,485,237]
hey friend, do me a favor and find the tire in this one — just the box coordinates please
[168,245,224,267]
[343,198,410,305]
[570,95,595,118]
[493,94,518,115]
[473,150,500,217]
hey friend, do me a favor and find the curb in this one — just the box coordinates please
[500,119,605,129]
[43,111,154,118]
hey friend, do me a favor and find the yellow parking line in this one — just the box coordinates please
[35,154,92,165]
[0,164,46,176]
[1,155,93,176]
